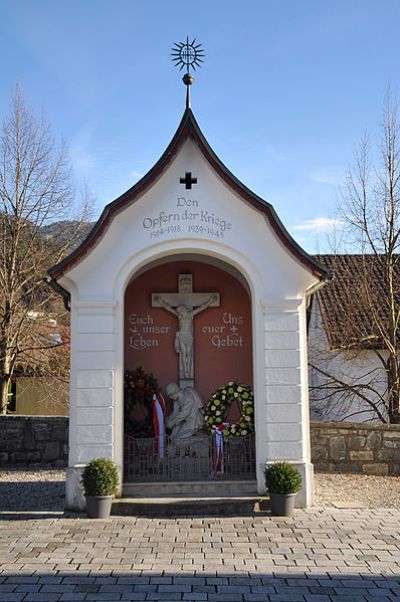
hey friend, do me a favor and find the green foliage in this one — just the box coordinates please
[264,462,302,494]
[205,381,254,437]
[81,458,119,497]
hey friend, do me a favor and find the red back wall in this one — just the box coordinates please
[124,260,253,405]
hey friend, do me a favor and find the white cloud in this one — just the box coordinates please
[292,216,341,234]
[69,124,104,175]
[69,125,146,210]
[307,169,344,186]
[130,170,144,181]
[263,144,288,163]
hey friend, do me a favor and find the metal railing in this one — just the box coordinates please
[124,432,255,482]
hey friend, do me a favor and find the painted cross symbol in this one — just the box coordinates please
[179,172,197,189]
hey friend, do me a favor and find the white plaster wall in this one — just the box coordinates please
[66,300,116,509]
[262,299,314,506]
[61,137,319,509]
[308,298,389,423]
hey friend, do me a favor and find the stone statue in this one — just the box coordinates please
[152,274,220,388]
[155,293,217,380]
[165,382,204,440]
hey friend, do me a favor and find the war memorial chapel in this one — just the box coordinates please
[49,49,329,510]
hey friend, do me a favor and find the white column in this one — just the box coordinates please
[66,301,116,510]
[262,298,314,507]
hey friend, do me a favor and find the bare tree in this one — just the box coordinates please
[309,90,400,424]
[0,86,88,413]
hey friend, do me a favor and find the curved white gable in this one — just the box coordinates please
[60,138,319,300]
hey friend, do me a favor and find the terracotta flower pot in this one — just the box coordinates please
[269,492,297,517]
[85,495,113,519]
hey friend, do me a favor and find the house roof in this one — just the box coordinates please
[48,108,328,281]
[314,254,400,350]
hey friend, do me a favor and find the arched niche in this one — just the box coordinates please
[124,255,253,405]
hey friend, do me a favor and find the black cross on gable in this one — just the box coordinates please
[179,172,197,189]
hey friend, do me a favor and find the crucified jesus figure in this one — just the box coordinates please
[155,293,218,379]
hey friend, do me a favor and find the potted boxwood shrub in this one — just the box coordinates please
[81,458,119,519]
[264,462,302,517]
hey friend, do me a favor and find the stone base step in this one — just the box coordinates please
[122,480,258,498]
[112,495,269,517]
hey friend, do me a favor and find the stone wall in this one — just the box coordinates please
[310,421,400,475]
[0,416,68,466]
[1,416,400,475]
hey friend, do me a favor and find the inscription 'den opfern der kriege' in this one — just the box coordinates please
[128,311,244,351]
[142,196,232,240]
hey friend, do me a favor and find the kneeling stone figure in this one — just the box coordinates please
[165,382,205,440]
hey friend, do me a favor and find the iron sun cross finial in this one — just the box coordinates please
[171,37,205,73]
[171,37,205,109]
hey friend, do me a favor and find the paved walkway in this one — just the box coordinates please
[0,508,400,601]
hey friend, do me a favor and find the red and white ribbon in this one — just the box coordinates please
[214,423,229,475]
[152,392,166,458]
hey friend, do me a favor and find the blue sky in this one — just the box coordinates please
[1,0,399,252]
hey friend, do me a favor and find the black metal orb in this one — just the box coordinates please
[183,73,195,86]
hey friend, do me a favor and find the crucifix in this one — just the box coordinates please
[152,274,220,388]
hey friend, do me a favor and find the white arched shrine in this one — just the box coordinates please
[49,108,328,510]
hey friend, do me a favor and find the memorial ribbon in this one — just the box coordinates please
[152,392,166,458]
[214,422,229,475]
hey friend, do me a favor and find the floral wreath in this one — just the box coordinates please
[204,381,254,437]
[124,367,158,438]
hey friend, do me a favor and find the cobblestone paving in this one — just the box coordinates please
[1,508,400,601]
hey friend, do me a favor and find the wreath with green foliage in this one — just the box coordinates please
[204,381,254,437]
[124,367,158,438]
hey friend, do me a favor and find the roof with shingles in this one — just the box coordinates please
[314,254,400,350]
